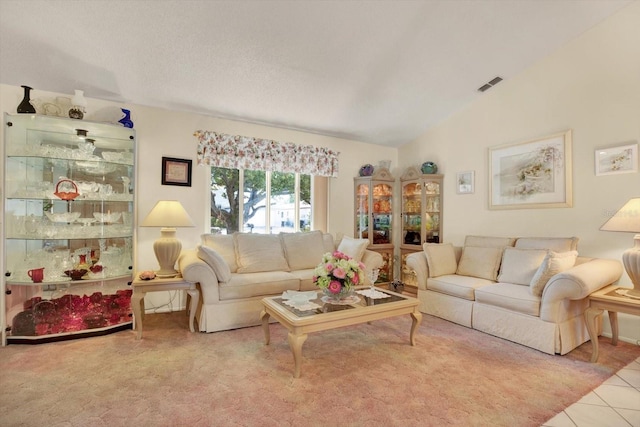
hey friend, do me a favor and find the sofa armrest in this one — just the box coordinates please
[540,258,623,321]
[178,249,221,304]
[361,250,384,285]
[406,251,429,291]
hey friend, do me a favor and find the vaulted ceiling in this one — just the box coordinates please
[0,0,631,147]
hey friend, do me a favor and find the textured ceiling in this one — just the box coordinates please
[0,0,631,147]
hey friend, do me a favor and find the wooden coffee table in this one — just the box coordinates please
[260,287,422,378]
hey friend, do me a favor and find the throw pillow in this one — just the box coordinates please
[456,246,503,281]
[529,251,578,297]
[497,247,548,286]
[337,236,369,262]
[322,233,335,254]
[197,245,232,283]
[280,231,325,270]
[423,243,457,278]
[201,233,238,272]
[235,233,290,273]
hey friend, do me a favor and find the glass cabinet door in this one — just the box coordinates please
[371,182,392,244]
[402,181,422,246]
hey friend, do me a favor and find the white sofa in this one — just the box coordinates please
[406,236,623,355]
[178,231,383,333]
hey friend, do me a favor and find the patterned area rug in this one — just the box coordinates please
[1,312,638,427]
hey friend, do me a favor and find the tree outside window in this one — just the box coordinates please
[210,167,311,234]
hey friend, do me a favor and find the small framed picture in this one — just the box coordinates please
[595,143,638,176]
[456,170,474,194]
[162,157,192,187]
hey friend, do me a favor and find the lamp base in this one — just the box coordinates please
[622,235,640,299]
[152,228,182,279]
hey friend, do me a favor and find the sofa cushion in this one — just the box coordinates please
[235,233,290,273]
[201,233,238,273]
[197,245,232,283]
[280,231,325,270]
[423,243,457,277]
[464,235,516,248]
[219,271,299,300]
[497,248,548,286]
[530,250,579,296]
[427,274,496,300]
[322,233,336,254]
[456,246,503,281]
[475,283,540,317]
[337,236,369,262]
[515,237,579,252]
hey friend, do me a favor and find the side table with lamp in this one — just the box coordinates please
[134,200,197,339]
[585,197,640,362]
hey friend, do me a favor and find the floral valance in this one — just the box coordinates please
[194,130,340,177]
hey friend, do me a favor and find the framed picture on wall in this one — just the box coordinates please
[595,143,638,176]
[489,130,572,210]
[162,157,192,187]
[456,171,474,194]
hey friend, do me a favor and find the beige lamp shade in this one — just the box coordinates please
[600,197,640,297]
[141,200,195,277]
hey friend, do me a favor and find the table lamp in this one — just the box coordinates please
[600,197,640,297]
[141,200,195,277]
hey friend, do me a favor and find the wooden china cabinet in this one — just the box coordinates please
[354,167,394,283]
[399,166,443,291]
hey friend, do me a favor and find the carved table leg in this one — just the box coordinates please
[260,310,271,345]
[186,287,199,333]
[585,307,603,363]
[287,331,308,378]
[609,311,619,346]
[131,291,145,340]
[410,311,422,346]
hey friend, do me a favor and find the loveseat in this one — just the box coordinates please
[178,231,383,332]
[406,236,623,355]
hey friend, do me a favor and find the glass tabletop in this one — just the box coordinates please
[270,287,410,318]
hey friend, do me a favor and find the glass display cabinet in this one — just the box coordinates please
[399,166,443,289]
[354,167,394,283]
[2,113,136,345]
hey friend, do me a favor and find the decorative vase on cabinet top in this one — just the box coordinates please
[421,161,438,174]
[17,85,36,114]
[69,90,87,120]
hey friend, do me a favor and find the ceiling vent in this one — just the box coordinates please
[477,76,503,92]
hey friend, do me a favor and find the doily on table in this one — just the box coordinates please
[282,300,322,311]
[321,295,361,305]
[356,289,391,299]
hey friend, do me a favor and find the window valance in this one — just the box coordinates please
[194,130,340,177]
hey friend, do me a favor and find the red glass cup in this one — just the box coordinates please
[27,267,45,283]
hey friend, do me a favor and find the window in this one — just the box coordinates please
[210,167,312,234]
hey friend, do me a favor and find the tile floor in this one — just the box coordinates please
[542,356,640,427]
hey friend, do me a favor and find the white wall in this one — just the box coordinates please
[398,2,640,343]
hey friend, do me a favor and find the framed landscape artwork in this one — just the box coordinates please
[456,170,474,194]
[595,143,638,176]
[489,130,572,210]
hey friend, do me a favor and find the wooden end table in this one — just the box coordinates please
[131,273,199,339]
[584,285,640,362]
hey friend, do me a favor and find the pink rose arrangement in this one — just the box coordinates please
[313,251,365,299]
